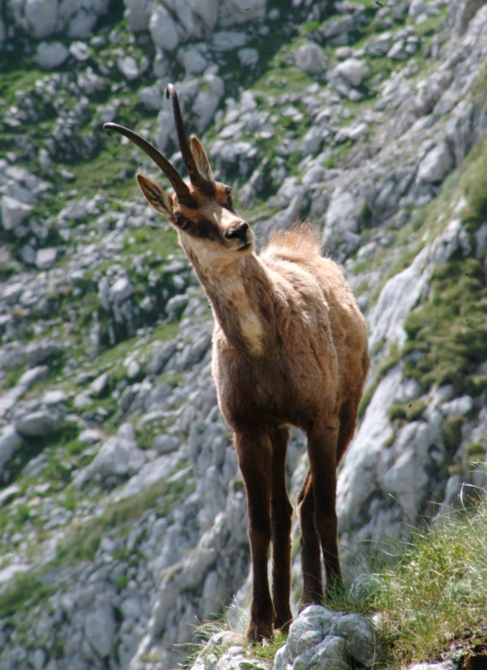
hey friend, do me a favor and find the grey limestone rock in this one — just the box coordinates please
[154,435,180,455]
[89,372,109,398]
[0,425,22,477]
[333,58,370,87]
[35,247,57,270]
[1,195,33,230]
[118,56,139,81]
[212,30,248,51]
[110,277,134,304]
[331,614,383,667]
[73,423,146,486]
[34,41,70,69]
[307,636,348,670]
[85,598,115,658]
[180,48,209,75]
[417,141,454,183]
[150,5,180,51]
[274,607,381,670]
[295,43,327,75]
[15,410,60,438]
[139,86,162,111]
[193,74,225,132]
[124,0,152,32]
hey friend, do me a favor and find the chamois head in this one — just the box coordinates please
[104,84,254,260]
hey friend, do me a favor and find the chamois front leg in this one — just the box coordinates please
[235,430,275,642]
[306,419,343,596]
[270,426,293,633]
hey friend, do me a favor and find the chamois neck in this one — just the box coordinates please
[186,250,274,356]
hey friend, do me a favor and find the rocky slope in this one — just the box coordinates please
[0,0,486,668]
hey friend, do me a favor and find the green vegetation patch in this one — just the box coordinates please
[373,500,487,668]
[0,571,54,619]
[403,253,487,395]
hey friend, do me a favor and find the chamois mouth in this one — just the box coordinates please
[236,241,253,252]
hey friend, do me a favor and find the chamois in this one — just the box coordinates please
[104,84,369,642]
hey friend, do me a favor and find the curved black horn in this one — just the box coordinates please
[103,122,191,200]
[166,84,211,190]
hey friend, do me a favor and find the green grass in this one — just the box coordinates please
[0,571,54,619]
[400,132,487,395]
[372,500,487,668]
[184,501,487,670]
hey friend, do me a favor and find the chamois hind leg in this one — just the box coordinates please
[235,430,275,642]
[269,426,293,633]
[307,418,343,597]
[297,470,324,608]
[337,393,361,465]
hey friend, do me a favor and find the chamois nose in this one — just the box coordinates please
[225,221,249,240]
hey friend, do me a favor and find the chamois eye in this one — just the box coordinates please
[174,215,190,230]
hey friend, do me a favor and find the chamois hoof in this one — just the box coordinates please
[246,620,274,643]
[274,614,292,635]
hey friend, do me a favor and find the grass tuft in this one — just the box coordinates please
[372,499,487,667]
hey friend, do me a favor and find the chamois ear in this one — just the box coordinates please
[190,135,213,182]
[136,173,174,220]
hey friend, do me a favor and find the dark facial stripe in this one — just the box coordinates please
[187,215,225,242]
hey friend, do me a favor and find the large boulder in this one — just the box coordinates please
[417,141,454,183]
[85,597,115,658]
[124,0,152,32]
[73,423,146,487]
[149,5,180,51]
[295,43,327,75]
[219,0,266,26]
[333,58,370,87]
[35,247,57,270]
[15,411,60,438]
[0,426,22,477]
[24,0,58,39]
[192,74,224,132]
[67,8,98,39]
[34,42,70,69]
[1,196,33,230]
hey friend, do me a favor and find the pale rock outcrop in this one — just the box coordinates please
[35,247,57,270]
[337,366,402,532]
[333,58,370,87]
[124,0,152,32]
[24,0,58,39]
[73,423,146,487]
[149,5,180,51]
[367,245,431,352]
[321,188,362,250]
[85,597,116,659]
[1,195,33,230]
[295,42,327,75]
[34,41,69,68]
[192,73,224,132]
[117,56,139,81]
[0,426,22,477]
[219,0,266,26]
[417,141,455,183]
[15,410,61,438]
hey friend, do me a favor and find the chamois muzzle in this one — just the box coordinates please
[225,221,250,241]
